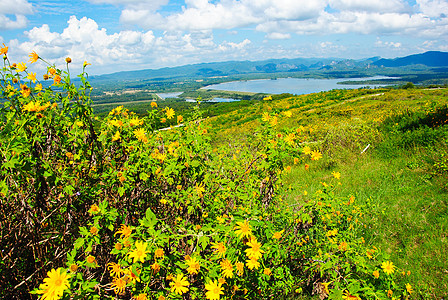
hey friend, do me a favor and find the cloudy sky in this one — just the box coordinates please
[1,0,447,75]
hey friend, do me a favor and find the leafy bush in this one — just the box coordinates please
[0,48,413,300]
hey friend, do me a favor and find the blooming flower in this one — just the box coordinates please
[129,241,149,263]
[185,256,200,275]
[108,262,123,278]
[154,248,164,259]
[86,255,96,264]
[272,229,284,239]
[133,128,148,143]
[17,62,27,72]
[234,220,252,239]
[220,259,234,278]
[263,268,272,276]
[211,242,226,258]
[29,51,39,63]
[169,274,189,295]
[0,43,8,55]
[151,262,161,274]
[245,258,260,270]
[151,101,157,108]
[245,237,264,260]
[53,74,61,85]
[111,276,127,295]
[205,280,224,300]
[115,224,132,239]
[235,261,244,276]
[37,268,71,300]
[373,270,379,278]
[27,72,37,83]
[303,146,312,155]
[406,283,413,294]
[311,150,323,161]
[381,261,395,275]
[332,171,341,179]
[261,112,270,122]
[165,107,175,119]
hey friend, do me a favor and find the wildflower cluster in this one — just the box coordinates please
[0,48,412,299]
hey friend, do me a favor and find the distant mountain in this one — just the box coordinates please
[372,51,448,67]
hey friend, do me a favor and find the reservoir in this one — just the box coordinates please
[203,76,394,95]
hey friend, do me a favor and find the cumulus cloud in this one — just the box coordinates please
[10,16,255,74]
[0,0,33,30]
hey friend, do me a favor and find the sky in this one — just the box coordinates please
[1,0,447,75]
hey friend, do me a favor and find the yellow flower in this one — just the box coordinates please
[169,274,189,295]
[263,268,272,276]
[150,101,157,108]
[234,220,252,239]
[65,57,72,64]
[151,262,161,274]
[89,204,100,214]
[342,290,361,300]
[284,133,295,145]
[37,268,71,300]
[17,62,27,72]
[134,128,148,143]
[86,255,96,264]
[332,171,341,179]
[35,83,43,91]
[185,256,200,275]
[0,43,8,55]
[29,51,39,63]
[373,270,379,278]
[195,183,205,198]
[270,116,278,126]
[129,117,143,127]
[338,241,348,251]
[108,262,123,278]
[129,241,149,263]
[263,95,272,101]
[165,107,175,119]
[303,146,312,155]
[211,242,226,258]
[261,112,270,122]
[272,229,284,240]
[406,283,413,294]
[220,259,234,278]
[381,261,395,275]
[135,293,148,300]
[177,115,184,123]
[283,110,292,117]
[83,61,91,67]
[89,226,98,235]
[115,224,133,239]
[311,150,322,161]
[154,248,164,259]
[235,261,244,276]
[111,276,127,295]
[69,264,78,273]
[205,279,224,300]
[112,131,121,142]
[245,237,264,260]
[53,74,61,85]
[27,72,37,83]
[245,258,260,270]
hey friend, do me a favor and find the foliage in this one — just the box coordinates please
[1,49,414,300]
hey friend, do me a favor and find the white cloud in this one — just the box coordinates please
[329,0,409,13]
[266,32,291,40]
[416,0,448,18]
[0,0,33,30]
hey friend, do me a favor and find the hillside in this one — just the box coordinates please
[373,51,448,67]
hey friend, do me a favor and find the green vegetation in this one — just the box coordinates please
[1,48,447,300]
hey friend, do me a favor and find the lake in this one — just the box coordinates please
[202,76,394,95]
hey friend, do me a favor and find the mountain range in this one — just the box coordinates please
[91,51,448,84]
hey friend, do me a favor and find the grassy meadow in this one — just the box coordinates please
[205,87,448,298]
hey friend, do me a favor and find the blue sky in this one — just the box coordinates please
[1,0,447,75]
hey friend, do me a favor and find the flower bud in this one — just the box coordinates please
[65,57,72,63]
[43,74,49,80]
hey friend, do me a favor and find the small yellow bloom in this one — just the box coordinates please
[154,248,164,259]
[128,241,149,263]
[205,279,224,300]
[27,72,37,83]
[263,268,271,276]
[151,101,157,108]
[381,261,395,275]
[272,229,284,239]
[17,62,27,72]
[165,107,175,119]
[373,270,379,278]
[37,268,71,300]
[169,274,189,295]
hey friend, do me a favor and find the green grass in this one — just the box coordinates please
[204,87,448,299]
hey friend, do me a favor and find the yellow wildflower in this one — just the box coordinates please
[373,270,379,278]
[272,229,284,240]
[111,276,127,295]
[150,101,157,108]
[128,241,149,263]
[108,262,123,278]
[37,268,71,300]
[165,107,175,119]
[29,51,39,63]
[303,146,312,155]
[154,248,164,259]
[185,256,200,275]
[115,224,132,239]
[263,268,272,276]
[27,72,37,83]
[332,171,341,179]
[261,112,270,122]
[220,259,234,278]
[311,150,322,161]
[205,279,224,300]
[17,62,27,72]
[133,128,148,143]
[234,220,252,239]
[245,237,264,260]
[169,274,189,295]
[211,242,226,258]
[245,258,260,270]
[0,43,8,55]
[381,261,395,275]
